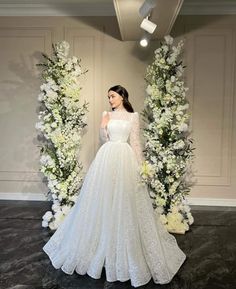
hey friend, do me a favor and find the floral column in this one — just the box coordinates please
[141,35,194,234]
[36,41,88,230]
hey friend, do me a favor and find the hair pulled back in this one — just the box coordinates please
[108,85,134,113]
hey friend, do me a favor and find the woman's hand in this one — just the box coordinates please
[100,111,110,128]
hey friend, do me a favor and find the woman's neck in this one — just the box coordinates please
[114,106,126,112]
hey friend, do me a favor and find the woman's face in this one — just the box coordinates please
[108,90,124,110]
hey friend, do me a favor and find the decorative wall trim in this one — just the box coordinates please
[0,26,53,184]
[1,1,235,17]
[0,193,236,207]
[167,0,184,35]
[64,27,103,167]
[187,29,234,186]
[0,3,115,16]
[180,1,236,15]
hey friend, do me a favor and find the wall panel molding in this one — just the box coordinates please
[64,27,103,168]
[0,171,41,182]
[0,26,54,183]
[187,28,234,186]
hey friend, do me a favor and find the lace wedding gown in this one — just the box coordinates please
[43,110,186,287]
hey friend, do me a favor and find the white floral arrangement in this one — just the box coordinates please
[36,41,88,230]
[141,35,194,234]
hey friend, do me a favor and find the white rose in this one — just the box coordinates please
[51,122,57,128]
[162,45,168,52]
[146,85,152,95]
[187,213,194,225]
[178,123,188,132]
[160,214,167,225]
[61,205,71,215]
[164,35,173,45]
[42,220,48,228]
[180,103,189,110]
[183,220,190,231]
[74,65,81,75]
[38,93,44,101]
[184,205,191,213]
[49,221,57,230]
[72,56,78,63]
[42,211,53,221]
[54,211,65,225]
[35,122,43,130]
[52,203,60,212]
[171,206,179,214]
[51,193,57,200]
[70,195,78,203]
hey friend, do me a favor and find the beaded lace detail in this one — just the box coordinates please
[100,110,143,163]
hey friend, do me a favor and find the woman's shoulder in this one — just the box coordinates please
[132,111,139,117]
[102,110,111,116]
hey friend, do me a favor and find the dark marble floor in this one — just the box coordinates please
[0,201,236,289]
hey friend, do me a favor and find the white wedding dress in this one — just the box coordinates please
[43,110,186,287]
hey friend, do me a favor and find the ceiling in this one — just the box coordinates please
[114,0,184,40]
[0,0,235,40]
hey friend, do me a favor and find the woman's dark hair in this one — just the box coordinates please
[108,85,134,113]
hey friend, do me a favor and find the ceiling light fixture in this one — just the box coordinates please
[140,17,157,34]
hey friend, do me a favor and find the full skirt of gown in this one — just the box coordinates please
[43,140,186,287]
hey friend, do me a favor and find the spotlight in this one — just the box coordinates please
[139,0,157,18]
[140,33,150,47]
[140,17,157,34]
[140,38,148,47]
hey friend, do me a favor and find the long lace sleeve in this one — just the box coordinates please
[99,111,109,144]
[99,128,108,144]
[129,112,143,164]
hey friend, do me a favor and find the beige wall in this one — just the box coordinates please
[0,15,236,204]
[0,16,155,199]
[173,15,236,204]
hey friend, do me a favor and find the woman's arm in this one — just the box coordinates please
[99,111,110,144]
[129,112,143,164]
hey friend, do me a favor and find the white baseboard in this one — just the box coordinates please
[0,193,236,207]
[0,192,47,201]
[187,197,236,207]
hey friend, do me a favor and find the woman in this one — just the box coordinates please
[43,85,186,287]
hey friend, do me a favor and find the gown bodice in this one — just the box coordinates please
[107,120,132,143]
[99,109,142,163]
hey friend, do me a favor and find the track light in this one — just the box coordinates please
[140,17,157,34]
[139,0,157,47]
[139,0,157,18]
